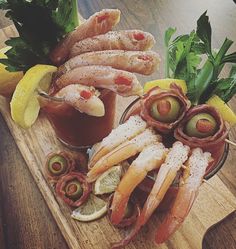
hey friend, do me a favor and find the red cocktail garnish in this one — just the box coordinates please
[80,90,92,99]
[133,32,145,41]
[115,76,132,86]
[157,99,171,116]
[196,119,214,133]
[137,55,152,61]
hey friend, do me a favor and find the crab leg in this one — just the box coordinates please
[110,143,168,225]
[112,141,190,249]
[89,115,147,168]
[87,128,161,183]
[57,50,160,77]
[50,9,121,65]
[55,84,105,117]
[54,65,143,96]
[69,30,155,58]
[155,148,211,244]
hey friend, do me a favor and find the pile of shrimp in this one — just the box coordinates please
[49,9,160,116]
[87,115,212,248]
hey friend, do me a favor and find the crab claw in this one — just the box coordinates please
[111,141,190,248]
[87,128,161,182]
[155,148,211,244]
[110,143,168,225]
[55,84,105,117]
[88,115,147,168]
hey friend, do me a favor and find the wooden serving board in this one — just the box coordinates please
[0,26,236,249]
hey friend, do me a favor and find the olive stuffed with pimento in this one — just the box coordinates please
[45,151,75,183]
[140,84,191,134]
[56,172,91,207]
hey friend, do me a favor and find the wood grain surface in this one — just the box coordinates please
[0,1,236,249]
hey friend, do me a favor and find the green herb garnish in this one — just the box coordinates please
[0,0,79,72]
[165,11,236,105]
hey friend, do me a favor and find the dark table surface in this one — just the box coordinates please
[0,1,236,249]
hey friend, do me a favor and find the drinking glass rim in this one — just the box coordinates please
[119,97,229,181]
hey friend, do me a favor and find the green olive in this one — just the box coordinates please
[124,202,134,219]
[185,113,217,138]
[150,97,181,123]
[48,155,67,176]
[65,180,83,200]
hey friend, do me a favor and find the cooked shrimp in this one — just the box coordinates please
[110,143,168,225]
[54,65,143,96]
[89,115,147,169]
[155,148,211,244]
[69,30,156,58]
[57,50,160,77]
[50,9,121,65]
[87,128,162,182]
[55,84,105,117]
[112,141,190,248]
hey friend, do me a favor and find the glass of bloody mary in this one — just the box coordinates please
[120,97,229,210]
[39,89,116,149]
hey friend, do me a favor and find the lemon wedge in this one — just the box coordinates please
[71,194,107,222]
[206,95,236,126]
[144,78,187,94]
[10,64,57,128]
[94,165,122,195]
[0,46,23,97]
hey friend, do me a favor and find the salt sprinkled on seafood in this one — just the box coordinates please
[103,115,147,146]
[186,148,212,189]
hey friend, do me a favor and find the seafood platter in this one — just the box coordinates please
[0,1,236,249]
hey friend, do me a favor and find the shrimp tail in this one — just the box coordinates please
[155,148,211,244]
[155,191,197,244]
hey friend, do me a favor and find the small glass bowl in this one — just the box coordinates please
[119,97,229,180]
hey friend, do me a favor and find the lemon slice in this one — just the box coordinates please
[71,194,107,222]
[94,165,122,195]
[10,64,57,128]
[206,95,236,126]
[0,46,23,97]
[144,78,187,94]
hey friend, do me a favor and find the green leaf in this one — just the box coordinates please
[0,0,8,9]
[196,11,212,56]
[186,52,201,74]
[213,78,236,103]
[164,27,176,47]
[222,51,236,64]
[0,0,79,72]
[164,27,176,78]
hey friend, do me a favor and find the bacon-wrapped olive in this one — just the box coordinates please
[45,151,75,183]
[150,96,181,123]
[185,113,217,138]
[56,172,91,207]
[174,104,229,173]
[140,84,191,134]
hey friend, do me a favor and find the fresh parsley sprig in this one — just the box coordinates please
[165,11,236,105]
[0,0,79,72]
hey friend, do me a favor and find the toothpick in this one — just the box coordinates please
[225,138,236,147]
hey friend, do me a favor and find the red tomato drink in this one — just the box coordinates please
[41,90,116,148]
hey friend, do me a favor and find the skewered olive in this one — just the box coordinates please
[65,180,83,200]
[48,155,67,176]
[150,97,181,123]
[185,113,217,138]
[124,202,134,219]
